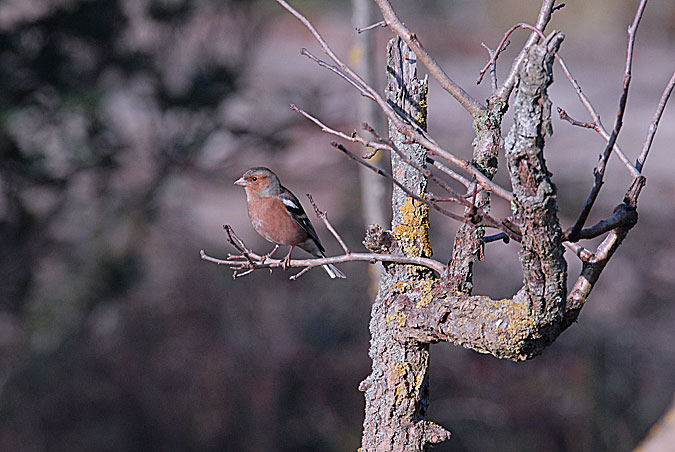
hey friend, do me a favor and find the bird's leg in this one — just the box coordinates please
[281,246,294,270]
[259,244,280,264]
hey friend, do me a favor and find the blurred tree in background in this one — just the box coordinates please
[1,1,674,451]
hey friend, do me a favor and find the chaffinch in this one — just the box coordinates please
[234,167,346,279]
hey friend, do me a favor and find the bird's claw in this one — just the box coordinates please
[259,244,280,265]
[281,254,292,271]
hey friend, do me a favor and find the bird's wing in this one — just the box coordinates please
[278,188,325,253]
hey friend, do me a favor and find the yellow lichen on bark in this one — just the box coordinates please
[386,309,407,327]
[389,362,411,403]
[392,197,432,258]
[388,361,426,404]
[415,85,428,129]
[483,297,536,350]
[416,278,435,308]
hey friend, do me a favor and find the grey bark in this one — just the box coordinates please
[359,31,623,450]
[359,21,643,451]
[447,95,506,294]
[359,38,450,452]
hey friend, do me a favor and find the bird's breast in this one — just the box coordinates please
[247,195,307,246]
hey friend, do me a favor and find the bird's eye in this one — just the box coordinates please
[251,176,258,181]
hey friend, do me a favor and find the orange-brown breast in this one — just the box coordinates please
[247,194,308,246]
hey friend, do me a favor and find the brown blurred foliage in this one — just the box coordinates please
[0,1,673,451]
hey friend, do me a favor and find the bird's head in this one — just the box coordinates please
[234,167,281,196]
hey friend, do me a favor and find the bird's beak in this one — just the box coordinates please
[234,177,248,187]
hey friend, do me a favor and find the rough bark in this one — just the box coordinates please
[357,23,645,451]
[359,38,450,452]
[361,32,574,451]
[447,95,506,294]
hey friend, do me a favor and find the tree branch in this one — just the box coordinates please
[565,0,647,242]
[277,0,513,201]
[305,193,350,254]
[480,40,509,93]
[557,106,597,129]
[201,227,448,277]
[477,22,545,85]
[497,0,556,99]
[636,69,675,173]
[555,50,640,178]
[373,0,483,116]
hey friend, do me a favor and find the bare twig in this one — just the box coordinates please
[426,157,471,188]
[290,104,389,155]
[305,193,351,254]
[566,0,647,242]
[356,20,386,33]
[555,49,640,178]
[477,23,545,85]
[301,48,376,101]
[203,249,448,277]
[498,0,556,98]
[291,101,489,195]
[557,107,596,129]
[552,3,566,13]
[480,41,509,93]
[563,241,593,263]
[636,69,675,172]
[277,0,513,201]
[201,227,448,276]
[289,266,312,280]
[332,141,521,241]
[362,123,514,234]
[484,232,510,244]
[331,141,465,224]
[573,203,638,241]
[362,123,464,205]
[372,0,483,116]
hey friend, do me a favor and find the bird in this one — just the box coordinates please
[234,167,346,279]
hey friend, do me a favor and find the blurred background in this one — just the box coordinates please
[1,0,674,451]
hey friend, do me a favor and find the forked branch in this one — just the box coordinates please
[565,0,647,242]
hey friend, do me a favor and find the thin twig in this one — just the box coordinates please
[562,241,593,263]
[305,193,351,254]
[484,232,510,244]
[557,107,596,129]
[498,0,556,98]
[362,122,511,233]
[477,23,546,85]
[572,204,637,241]
[356,20,386,33]
[289,266,312,280]
[301,48,376,101]
[480,41,509,93]
[332,141,521,241]
[362,122,465,205]
[276,0,513,201]
[291,102,483,192]
[555,50,640,178]
[551,3,566,13]
[332,141,465,223]
[290,104,389,154]
[566,0,647,241]
[203,249,448,277]
[372,0,483,116]
[636,69,675,172]
[426,157,471,188]
[201,225,449,276]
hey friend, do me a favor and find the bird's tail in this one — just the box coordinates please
[315,249,346,279]
[322,263,346,279]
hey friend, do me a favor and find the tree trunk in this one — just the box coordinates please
[359,37,450,452]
